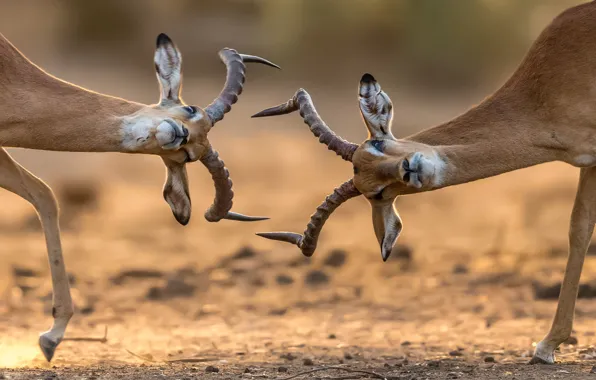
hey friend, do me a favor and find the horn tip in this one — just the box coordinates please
[251,110,268,118]
[224,212,270,222]
[361,73,376,84]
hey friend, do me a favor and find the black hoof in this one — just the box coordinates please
[528,356,552,365]
[39,335,61,362]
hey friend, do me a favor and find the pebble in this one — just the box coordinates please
[452,264,469,274]
[278,366,288,373]
[323,249,347,268]
[303,358,314,366]
[484,356,495,363]
[344,353,353,360]
[205,365,219,373]
[449,350,463,357]
[280,353,297,361]
[304,270,330,286]
[276,274,294,286]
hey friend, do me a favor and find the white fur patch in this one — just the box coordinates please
[364,146,384,157]
[120,115,155,151]
[427,152,447,188]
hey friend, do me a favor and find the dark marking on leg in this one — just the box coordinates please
[52,307,57,318]
[53,259,59,266]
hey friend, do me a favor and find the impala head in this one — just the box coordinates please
[252,73,446,261]
[142,33,279,225]
[352,73,445,198]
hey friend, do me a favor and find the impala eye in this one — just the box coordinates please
[183,106,197,115]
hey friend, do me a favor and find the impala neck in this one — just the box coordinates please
[407,94,567,188]
[0,35,144,152]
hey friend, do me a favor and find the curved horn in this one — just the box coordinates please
[205,48,280,125]
[252,89,358,162]
[257,179,361,256]
[200,146,268,222]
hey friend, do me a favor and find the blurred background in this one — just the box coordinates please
[1,0,595,369]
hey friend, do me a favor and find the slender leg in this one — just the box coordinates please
[0,148,72,361]
[531,166,596,364]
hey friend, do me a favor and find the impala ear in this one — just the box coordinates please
[162,157,191,225]
[155,33,182,104]
[358,73,395,139]
[369,198,403,261]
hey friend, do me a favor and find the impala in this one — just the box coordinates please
[254,1,596,364]
[0,32,278,361]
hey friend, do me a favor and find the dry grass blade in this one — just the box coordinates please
[278,366,388,380]
[62,325,108,343]
[125,348,158,363]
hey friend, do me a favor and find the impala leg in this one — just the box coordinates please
[0,148,72,361]
[531,166,596,364]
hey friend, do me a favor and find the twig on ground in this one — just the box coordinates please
[63,325,108,343]
[125,348,158,363]
[125,348,221,364]
[278,366,388,380]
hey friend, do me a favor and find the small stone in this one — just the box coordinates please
[79,305,95,315]
[305,270,330,286]
[447,372,460,379]
[190,367,198,372]
[384,363,391,368]
[205,365,219,373]
[391,245,413,261]
[484,356,495,363]
[401,341,411,346]
[344,353,353,360]
[328,333,337,339]
[280,353,296,361]
[276,274,294,286]
[452,264,469,274]
[278,366,288,373]
[426,360,440,367]
[243,368,251,374]
[564,336,578,345]
[323,249,347,268]
[232,246,257,260]
[303,358,314,366]
[269,308,287,316]
[449,350,463,357]
[12,265,40,278]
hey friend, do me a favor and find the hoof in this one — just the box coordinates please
[528,355,554,365]
[38,335,61,362]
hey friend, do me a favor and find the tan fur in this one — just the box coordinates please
[257,1,596,364]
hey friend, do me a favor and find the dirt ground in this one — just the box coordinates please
[2,102,596,379]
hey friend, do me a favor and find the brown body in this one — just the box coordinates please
[255,1,596,365]
[0,32,277,361]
